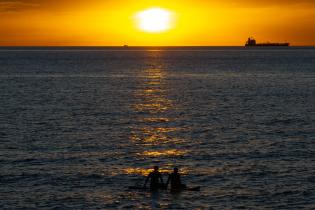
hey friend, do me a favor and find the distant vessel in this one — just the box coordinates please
[245,37,289,47]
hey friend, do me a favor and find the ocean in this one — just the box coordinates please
[0,47,314,209]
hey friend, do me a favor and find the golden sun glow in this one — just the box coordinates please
[1,1,315,46]
[136,8,173,33]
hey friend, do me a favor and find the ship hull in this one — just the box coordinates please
[245,43,290,47]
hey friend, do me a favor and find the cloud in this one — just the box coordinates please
[0,0,39,12]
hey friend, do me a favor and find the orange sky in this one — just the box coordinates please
[1,0,315,46]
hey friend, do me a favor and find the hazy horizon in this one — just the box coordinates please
[1,45,315,48]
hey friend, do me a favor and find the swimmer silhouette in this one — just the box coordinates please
[166,167,186,191]
[144,166,164,190]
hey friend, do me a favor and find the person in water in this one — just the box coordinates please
[144,166,164,190]
[166,167,186,191]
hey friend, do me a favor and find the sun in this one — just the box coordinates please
[136,8,173,33]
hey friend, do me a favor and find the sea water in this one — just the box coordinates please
[0,47,314,209]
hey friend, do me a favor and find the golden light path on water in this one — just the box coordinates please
[139,149,187,157]
[126,51,187,174]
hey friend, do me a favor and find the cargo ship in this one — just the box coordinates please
[245,37,289,47]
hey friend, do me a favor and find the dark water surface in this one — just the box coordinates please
[1,47,315,209]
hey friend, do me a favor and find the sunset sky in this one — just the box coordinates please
[1,0,315,46]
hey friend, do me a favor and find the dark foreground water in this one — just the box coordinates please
[0,47,315,209]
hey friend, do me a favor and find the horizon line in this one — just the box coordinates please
[1,45,315,47]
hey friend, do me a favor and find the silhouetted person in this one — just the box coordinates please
[144,166,164,190]
[166,167,186,191]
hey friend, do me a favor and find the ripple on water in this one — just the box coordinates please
[1,48,315,209]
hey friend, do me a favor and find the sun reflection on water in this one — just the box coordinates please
[130,59,180,145]
[128,51,188,176]
[130,126,183,144]
[139,149,187,157]
[142,117,170,123]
